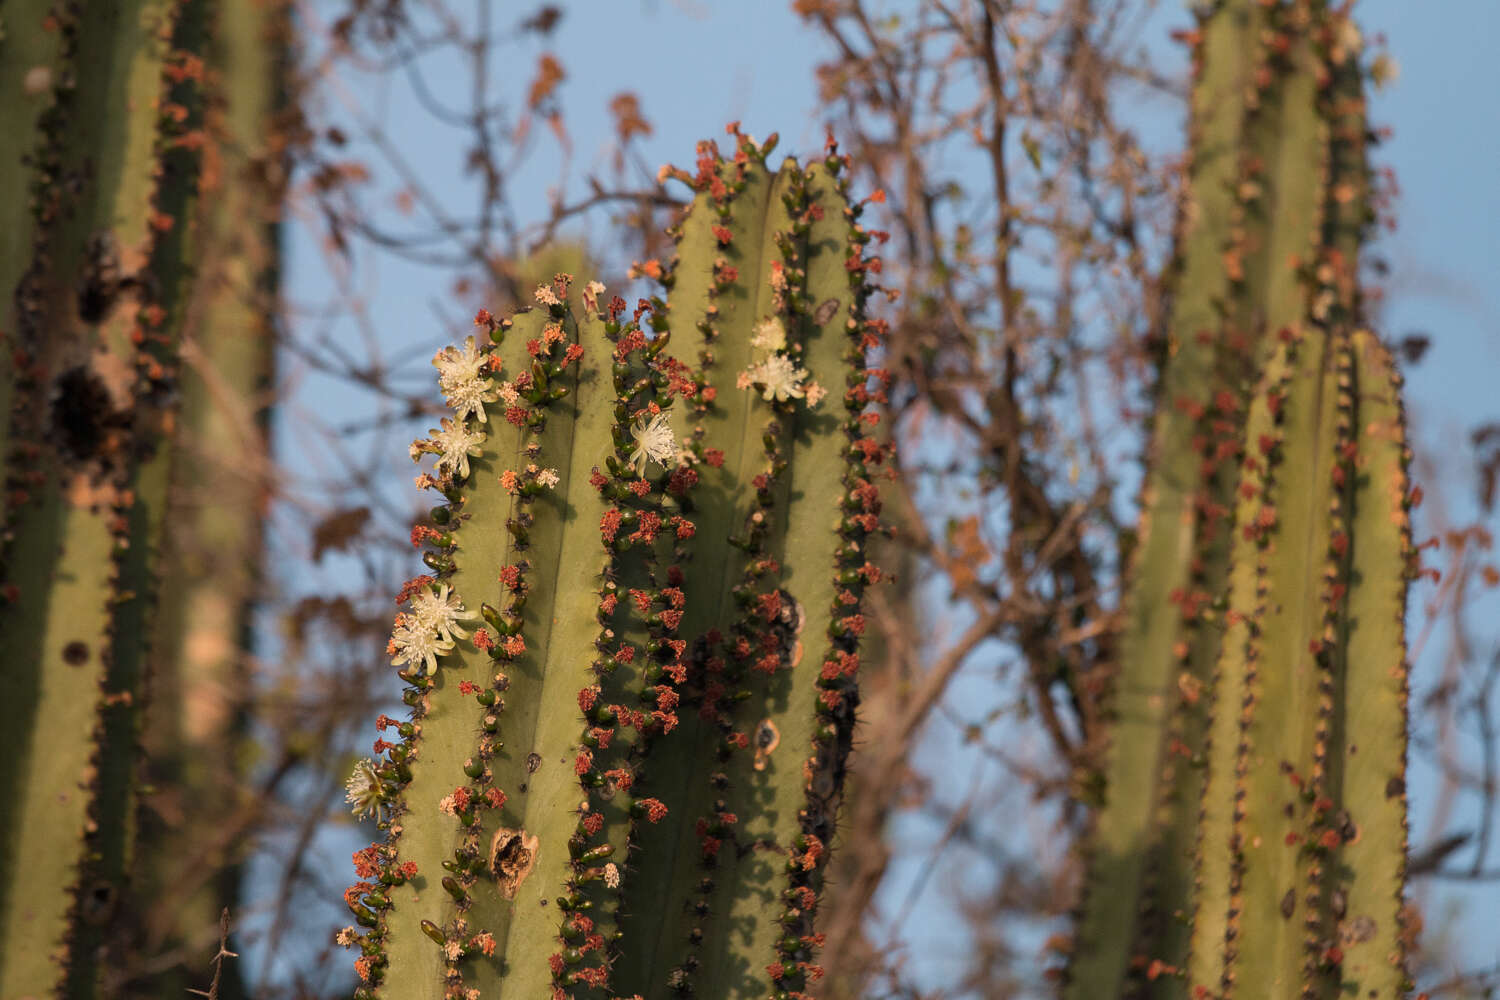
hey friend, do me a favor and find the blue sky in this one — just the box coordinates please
[271,1,1499,993]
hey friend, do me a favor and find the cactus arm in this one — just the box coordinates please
[0,2,207,995]
[1334,331,1411,995]
[604,140,878,999]
[665,159,807,999]
[138,3,284,992]
[1243,26,1327,348]
[484,308,622,997]
[371,310,539,997]
[1062,6,1408,996]
[1184,337,1293,994]
[612,151,788,995]
[747,157,873,995]
[1066,4,1264,993]
[1234,329,1341,995]
[607,158,780,993]
[0,0,67,481]
[363,300,692,998]
[1070,3,1350,993]
[1206,326,1412,1000]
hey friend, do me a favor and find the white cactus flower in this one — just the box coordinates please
[750,316,787,352]
[408,582,474,644]
[628,410,678,477]
[389,615,455,675]
[345,759,385,820]
[747,353,809,402]
[430,416,485,478]
[433,337,497,422]
[582,280,607,314]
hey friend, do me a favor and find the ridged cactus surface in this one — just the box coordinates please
[1183,326,1412,998]
[1068,1,1412,997]
[339,130,886,999]
[139,2,284,994]
[0,0,210,996]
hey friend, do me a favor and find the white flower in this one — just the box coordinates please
[603,862,620,889]
[628,410,677,477]
[409,582,473,644]
[804,380,828,407]
[534,283,561,307]
[751,317,787,352]
[746,354,809,402]
[345,759,384,820]
[536,467,560,489]
[433,336,485,384]
[497,381,521,407]
[445,377,498,423]
[582,280,607,315]
[434,337,497,423]
[336,927,361,947]
[390,616,455,675]
[431,416,485,478]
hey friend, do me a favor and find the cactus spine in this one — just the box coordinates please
[1068,1,1412,997]
[0,1,210,996]
[340,130,884,999]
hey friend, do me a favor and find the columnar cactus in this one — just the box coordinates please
[0,1,210,996]
[140,2,286,994]
[339,129,887,999]
[1067,1,1412,997]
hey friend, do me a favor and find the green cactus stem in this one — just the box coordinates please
[337,130,885,1000]
[1185,325,1412,998]
[138,2,287,994]
[0,0,67,474]
[609,130,883,1000]
[0,1,211,996]
[1067,1,1395,997]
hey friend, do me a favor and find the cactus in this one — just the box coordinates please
[137,2,286,994]
[0,1,211,996]
[1066,1,1413,997]
[338,128,886,999]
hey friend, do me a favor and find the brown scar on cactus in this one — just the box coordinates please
[752,718,781,772]
[490,828,539,899]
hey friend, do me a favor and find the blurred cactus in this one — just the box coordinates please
[0,0,212,996]
[1066,1,1414,997]
[136,1,288,995]
[338,129,887,999]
